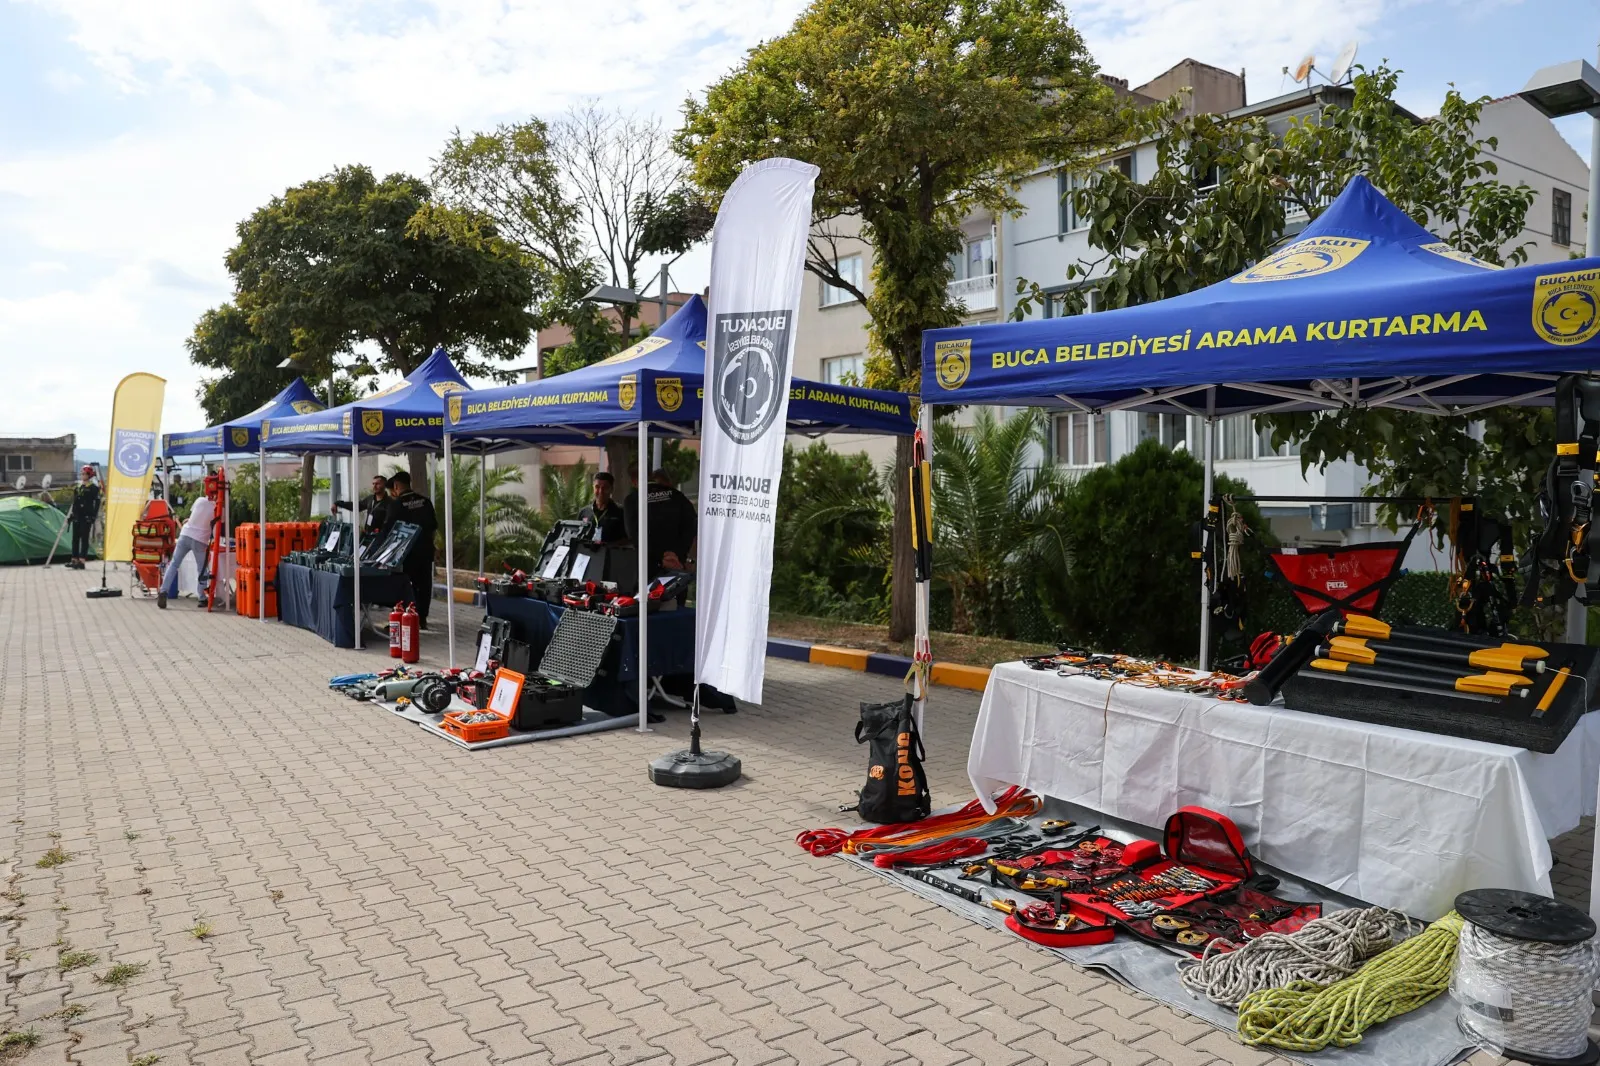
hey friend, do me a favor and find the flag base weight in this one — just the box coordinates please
[86,587,122,599]
[649,749,742,789]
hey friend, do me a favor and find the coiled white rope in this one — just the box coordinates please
[1177,907,1406,1008]
[1452,920,1599,1061]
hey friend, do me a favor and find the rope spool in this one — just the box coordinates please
[1451,889,1600,1066]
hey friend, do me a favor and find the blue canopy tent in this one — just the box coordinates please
[158,379,328,608]
[442,292,920,729]
[251,348,496,641]
[920,175,1600,665]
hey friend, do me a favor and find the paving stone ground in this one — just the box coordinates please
[1,563,1587,1065]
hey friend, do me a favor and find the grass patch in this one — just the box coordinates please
[57,949,97,974]
[46,1005,85,1021]
[0,1029,40,1058]
[47,832,59,840]
[268,890,284,904]
[136,888,152,896]
[767,611,1054,667]
[94,962,146,988]
[0,889,21,905]
[124,831,139,841]
[3,947,29,962]
[188,919,214,941]
[35,846,70,869]
[131,1055,161,1066]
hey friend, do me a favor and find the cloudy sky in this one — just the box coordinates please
[0,0,1593,447]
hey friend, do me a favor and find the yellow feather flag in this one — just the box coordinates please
[103,373,166,562]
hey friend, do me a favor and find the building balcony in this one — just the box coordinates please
[948,273,997,312]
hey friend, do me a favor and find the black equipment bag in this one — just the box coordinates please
[854,695,930,825]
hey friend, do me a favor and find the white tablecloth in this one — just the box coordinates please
[969,661,1600,919]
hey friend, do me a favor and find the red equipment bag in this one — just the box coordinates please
[1162,806,1255,881]
[1269,525,1420,616]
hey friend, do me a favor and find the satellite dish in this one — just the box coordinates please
[12,475,24,491]
[1293,54,1316,84]
[40,474,52,490]
[1330,41,1359,85]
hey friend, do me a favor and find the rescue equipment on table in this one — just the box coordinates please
[1021,648,1250,701]
[1203,497,1255,653]
[1278,614,1600,752]
[1526,373,1600,609]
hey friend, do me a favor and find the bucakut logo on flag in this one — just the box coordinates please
[113,429,156,478]
[712,311,791,445]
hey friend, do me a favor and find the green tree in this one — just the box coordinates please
[432,458,541,573]
[1052,442,1272,659]
[775,443,892,621]
[539,461,596,524]
[932,409,1072,637]
[677,0,1124,639]
[1025,64,1540,542]
[227,164,540,491]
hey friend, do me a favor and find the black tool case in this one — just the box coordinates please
[500,611,618,729]
[1280,641,1600,753]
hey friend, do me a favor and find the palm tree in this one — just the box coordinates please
[540,461,595,524]
[433,458,541,572]
[932,408,1071,636]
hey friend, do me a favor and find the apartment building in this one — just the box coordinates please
[792,57,1592,552]
[0,434,75,494]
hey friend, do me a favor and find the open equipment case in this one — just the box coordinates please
[496,610,618,730]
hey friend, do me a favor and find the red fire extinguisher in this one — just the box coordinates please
[389,603,404,658]
[400,602,421,664]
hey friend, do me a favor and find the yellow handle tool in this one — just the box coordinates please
[1310,658,1530,698]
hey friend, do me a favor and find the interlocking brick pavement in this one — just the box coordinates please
[0,564,1582,1064]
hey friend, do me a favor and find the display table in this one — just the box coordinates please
[276,562,413,648]
[969,661,1600,919]
[485,596,695,681]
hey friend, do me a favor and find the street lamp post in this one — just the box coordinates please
[1519,49,1600,647]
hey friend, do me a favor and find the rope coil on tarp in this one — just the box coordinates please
[1452,911,1599,1061]
[1178,907,1407,1009]
[1236,912,1464,1051]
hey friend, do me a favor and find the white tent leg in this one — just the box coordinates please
[352,443,362,650]
[1198,394,1216,671]
[259,443,267,622]
[445,433,457,669]
[477,453,486,579]
[913,402,934,735]
[637,420,651,734]
[221,452,230,609]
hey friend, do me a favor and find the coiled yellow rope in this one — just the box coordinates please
[1237,911,1464,1051]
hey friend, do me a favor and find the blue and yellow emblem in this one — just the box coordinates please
[341,412,353,437]
[1420,242,1500,270]
[656,377,683,413]
[231,427,249,448]
[619,374,638,412]
[291,400,323,414]
[431,381,466,398]
[448,394,463,424]
[934,339,971,390]
[1533,268,1600,347]
[361,410,384,437]
[260,419,272,442]
[1233,236,1370,283]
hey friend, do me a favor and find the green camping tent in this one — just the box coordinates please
[0,497,69,564]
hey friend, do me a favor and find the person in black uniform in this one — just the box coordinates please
[386,470,438,627]
[624,467,696,577]
[68,465,101,569]
[579,471,629,545]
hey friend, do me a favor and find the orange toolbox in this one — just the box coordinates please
[441,710,511,744]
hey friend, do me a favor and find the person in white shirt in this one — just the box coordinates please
[158,490,217,609]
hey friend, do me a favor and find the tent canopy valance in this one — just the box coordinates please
[163,378,326,457]
[261,348,475,454]
[920,176,1600,418]
[446,294,918,441]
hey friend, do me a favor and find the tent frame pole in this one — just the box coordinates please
[259,443,267,622]
[1198,390,1216,671]
[352,444,362,650]
[477,453,486,580]
[914,402,933,734]
[445,434,457,669]
[637,420,651,734]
